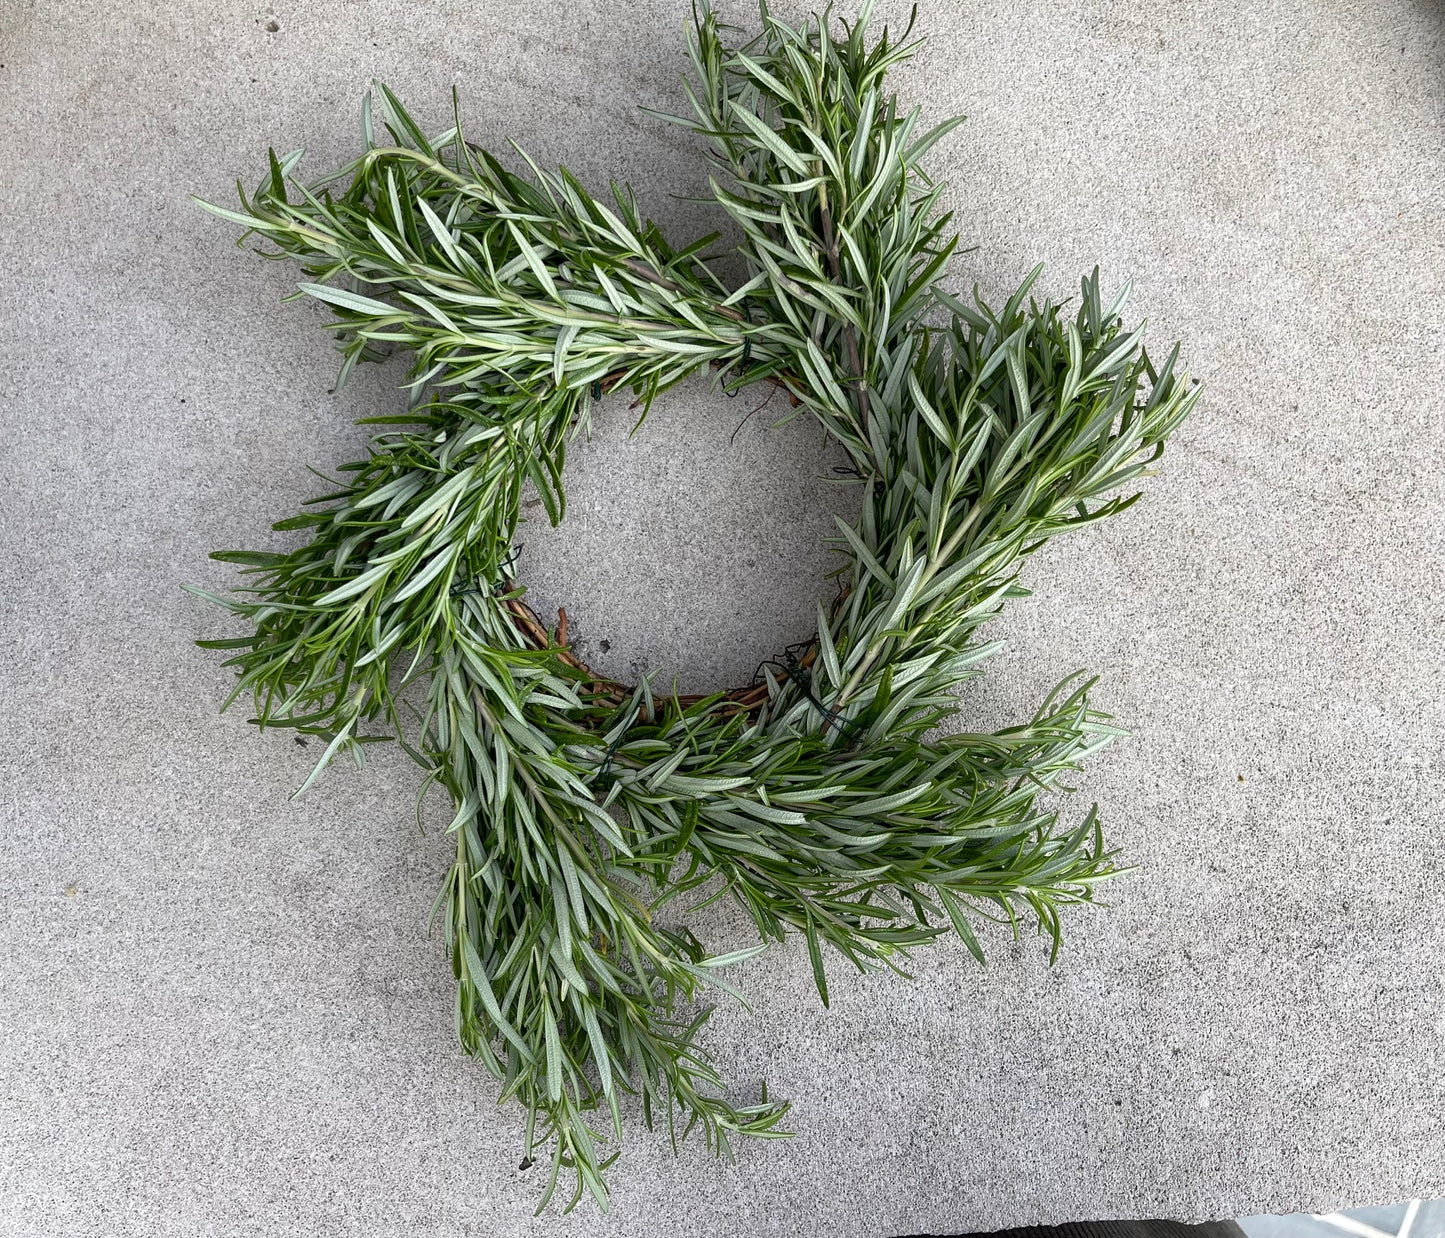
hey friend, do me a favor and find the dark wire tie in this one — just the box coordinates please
[593,726,626,787]
[448,545,523,598]
[724,336,753,399]
[751,640,859,739]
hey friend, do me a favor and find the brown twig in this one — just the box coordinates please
[617,257,746,324]
[501,589,822,721]
[816,192,870,425]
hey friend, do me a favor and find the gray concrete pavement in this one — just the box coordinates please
[2,0,1444,1233]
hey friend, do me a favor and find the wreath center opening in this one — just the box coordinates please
[514,370,861,697]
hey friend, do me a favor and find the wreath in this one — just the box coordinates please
[190,0,1198,1212]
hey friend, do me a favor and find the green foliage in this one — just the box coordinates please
[190,0,1199,1212]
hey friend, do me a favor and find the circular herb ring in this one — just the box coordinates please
[191,0,1199,1213]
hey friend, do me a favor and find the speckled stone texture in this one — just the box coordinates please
[2,0,1443,1234]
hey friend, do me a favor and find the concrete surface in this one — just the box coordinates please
[2,0,1444,1233]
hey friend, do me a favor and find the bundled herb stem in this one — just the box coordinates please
[190,0,1198,1212]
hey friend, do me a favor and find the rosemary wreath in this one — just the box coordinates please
[189,0,1199,1212]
